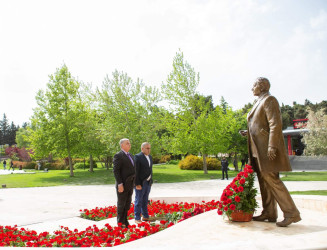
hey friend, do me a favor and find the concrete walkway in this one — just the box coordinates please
[0,180,327,249]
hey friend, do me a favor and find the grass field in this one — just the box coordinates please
[1,163,327,189]
[280,171,327,181]
[290,190,327,196]
[0,164,238,188]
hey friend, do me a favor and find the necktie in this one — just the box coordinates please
[127,152,134,166]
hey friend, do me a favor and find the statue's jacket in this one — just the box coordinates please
[247,93,292,173]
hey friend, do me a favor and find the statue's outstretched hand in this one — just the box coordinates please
[239,130,248,137]
[268,147,277,160]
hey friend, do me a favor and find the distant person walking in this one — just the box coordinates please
[221,157,229,180]
[233,158,238,170]
[240,157,248,171]
[9,160,14,171]
[3,160,6,170]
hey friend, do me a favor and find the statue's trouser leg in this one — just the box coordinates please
[258,170,300,218]
[256,169,278,218]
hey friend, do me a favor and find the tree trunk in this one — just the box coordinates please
[68,154,74,177]
[106,156,109,170]
[234,153,239,171]
[65,132,74,177]
[202,153,208,174]
[89,154,94,172]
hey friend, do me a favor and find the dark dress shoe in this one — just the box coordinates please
[276,215,301,227]
[253,214,277,222]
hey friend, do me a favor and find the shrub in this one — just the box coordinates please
[86,160,98,167]
[5,146,32,161]
[74,163,89,169]
[44,162,66,170]
[152,156,161,164]
[168,160,179,165]
[73,158,85,164]
[206,158,221,170]
[74,162,98,169]
[159,155,171,163]
[12,161,29,169]
[179,155,203,170]
[25,161,37,169]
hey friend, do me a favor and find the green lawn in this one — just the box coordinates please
[280,171,327,181]
[152,164,237,183]
[0,164,236,188]
[0,168,116,188]
[1,164,327,189]
[290,190,327,196]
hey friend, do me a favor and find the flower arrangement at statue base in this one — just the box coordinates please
[217,164,258,222]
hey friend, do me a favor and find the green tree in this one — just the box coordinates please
[75,84,103,172]
[162,50,234,173]
[220,96,229,114]
[16,127,31,148]
[302,108,327,156]
[0,114,9,145]
[97,70,162,158]
[241,103,253,116]
[29,64,87,177]
[161,50,200,156]
[191,105,234,173]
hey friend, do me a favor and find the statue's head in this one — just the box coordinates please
[252,77,270,96]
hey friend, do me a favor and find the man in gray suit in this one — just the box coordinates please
[113,138,135,228]
[240,77,301,227]
[134,142,153,224]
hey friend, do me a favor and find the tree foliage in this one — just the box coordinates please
[6,50,325,176]
[302,108,327,156]
[280,100,327,129]
[97,70,162,156]
[28,64,87,176]
[0,114,19,146]
[161,50,247,173]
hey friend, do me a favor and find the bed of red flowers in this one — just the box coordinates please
[0,200,219,247]
[80,200,219,222]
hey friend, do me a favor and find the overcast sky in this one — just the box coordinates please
[1,0,326,126]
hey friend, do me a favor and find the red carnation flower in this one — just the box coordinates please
[239,178,246,184]
[229,204,236,210]
[234,196,241,202]
[217,210,223,215]
[238,186,244,192]
[227,190,233,196]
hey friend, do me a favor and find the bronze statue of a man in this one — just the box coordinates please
[240,77,301,227]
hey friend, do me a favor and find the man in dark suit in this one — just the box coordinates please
[113,138,135,228]
[134,142,153,224]
[221,157,229,180]
[241,77,301,227]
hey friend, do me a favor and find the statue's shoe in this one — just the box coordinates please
[253,214,277,222]
[276,215,301,227]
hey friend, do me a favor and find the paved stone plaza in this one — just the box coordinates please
[0,180,327,249]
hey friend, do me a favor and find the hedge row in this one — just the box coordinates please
[74,162,98,169]
[11,160,99,170]
[178,155,222,170]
